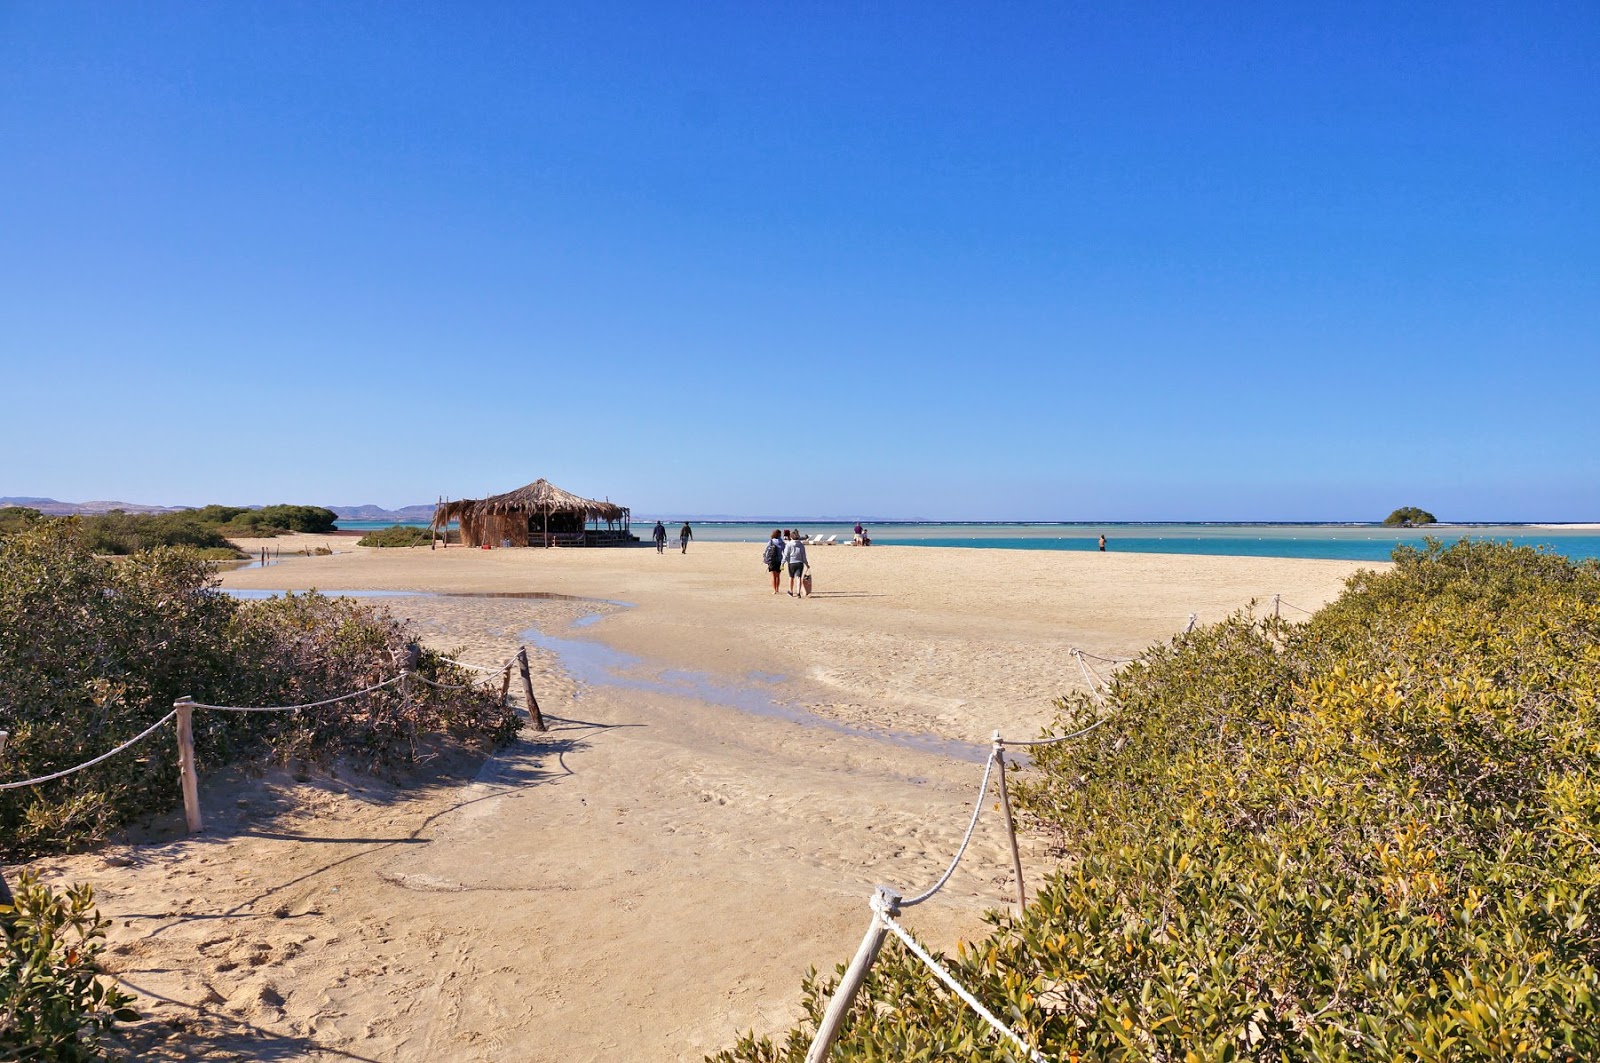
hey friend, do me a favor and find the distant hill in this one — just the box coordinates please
[1,497,438,522]
[327,504,437,522]
[0,496,187,515]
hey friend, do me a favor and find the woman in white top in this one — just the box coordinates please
[782,529,808,598]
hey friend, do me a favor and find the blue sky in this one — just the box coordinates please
[3,2,1596,520]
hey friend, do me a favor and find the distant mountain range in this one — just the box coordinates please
[0,497,437,522]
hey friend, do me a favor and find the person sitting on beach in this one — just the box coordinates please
[763,529,785,594]
[783,529,808,597]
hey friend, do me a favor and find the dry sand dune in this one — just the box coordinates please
[28,540,1379,1061]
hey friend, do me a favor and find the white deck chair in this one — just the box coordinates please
[823,534,838,545]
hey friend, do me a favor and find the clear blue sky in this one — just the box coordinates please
[3,2,1596,520]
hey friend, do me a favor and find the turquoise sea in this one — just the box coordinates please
[338,519,1600,563]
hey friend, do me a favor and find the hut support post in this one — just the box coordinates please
[175,698,203,833]
[517,647,546,731]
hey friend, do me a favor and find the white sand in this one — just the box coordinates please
[29,540,1379,1061]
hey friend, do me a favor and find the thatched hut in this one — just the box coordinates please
[432,479,633,547]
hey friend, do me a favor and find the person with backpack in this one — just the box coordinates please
[762,529,785,593]
[783,528,809,598]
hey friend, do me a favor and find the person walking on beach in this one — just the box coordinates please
[652,521,667,554]
[1098,533,1107,552]
[679,521,693,554]
[783,529,809,597]
[763,529,785,594]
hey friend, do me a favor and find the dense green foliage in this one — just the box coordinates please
[713,540,1600,1061]
[227,504,339,536]
[358,524,435,547]
[1,873,137,1060]
[64,511,242,559]
[0,508,43,536]
[0,524,521,855]
[1384,506,1438,526]
[3,504,341,558]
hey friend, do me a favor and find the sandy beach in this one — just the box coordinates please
[27,539,1378,1061]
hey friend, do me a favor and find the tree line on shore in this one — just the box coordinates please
[0,503,340,559]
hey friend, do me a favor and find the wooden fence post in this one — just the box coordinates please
[993,734,1027,913]
[517,647,546,732]
[1273,593,1281,619]
[498,662,514,708]
[805,886,900,1063]
[174,698,203,833]
[0,731,11,908]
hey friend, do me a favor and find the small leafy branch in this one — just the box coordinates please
[1,873,138,1062]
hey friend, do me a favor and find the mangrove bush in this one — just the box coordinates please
[712,539,1600,1062]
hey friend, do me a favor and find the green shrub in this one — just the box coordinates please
[1,872,137,1061]
[0,508,42,537]
[251,505,338,534]
[357,525,434,548]
[1384,505,1437,525]
[67,511,243,557]
[0,524,520,856]
[712,540,1600,1062]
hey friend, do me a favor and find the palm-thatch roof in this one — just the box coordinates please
[462,479,627,521]
[432,479,630,547]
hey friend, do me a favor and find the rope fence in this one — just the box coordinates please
[0,710,179,791]
[0,648,544,831]
[809,594,1331,1060]
[3,593,1326,1059]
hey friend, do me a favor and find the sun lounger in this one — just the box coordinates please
[823,534,837,545]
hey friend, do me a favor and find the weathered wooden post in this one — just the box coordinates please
[174,698,202,833]
[517,647,546,731]
[993,733,1027,913]
[498,662,514,708]
[0,730,12,908]
[805,886,901,1063]
[1272,593,1281,619]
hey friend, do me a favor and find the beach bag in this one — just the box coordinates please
[802,565,813,597]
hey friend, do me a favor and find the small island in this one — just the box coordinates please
[1384,505,1438,527]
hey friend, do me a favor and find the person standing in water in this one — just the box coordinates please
[652,520,667,553]
[679,521,693,554]
[1098,533,1107,552]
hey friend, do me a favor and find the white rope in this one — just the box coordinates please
[1277,598,1315,616]
[407,670,504,693]
[1074,649,1132,665]
[1072,650,1110,707]
[876,904,1047,1063]
[1001,716,1110,749]
[0,710,178,790]
[432,654,517,675]
[900,750,997,908]
[187,673,405,713]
